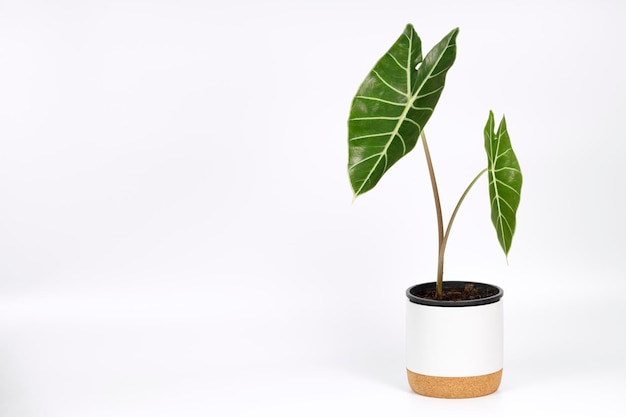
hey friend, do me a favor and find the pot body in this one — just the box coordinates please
[405,281,503,398]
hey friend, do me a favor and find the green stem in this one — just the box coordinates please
[443,168,488,251]
[420,131,444,298]
[437,167,488,292]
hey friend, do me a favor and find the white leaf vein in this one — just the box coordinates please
[355,96,406,107]
[372,70,407,97]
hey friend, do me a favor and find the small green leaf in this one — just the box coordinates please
[348,25,459,198]
[484,111,523,256]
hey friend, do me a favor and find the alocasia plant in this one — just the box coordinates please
[348,24,522,299]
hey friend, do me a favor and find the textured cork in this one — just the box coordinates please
[407,369,503,399]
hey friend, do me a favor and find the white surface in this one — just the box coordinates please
[406,299,502,377]
[1,0,626,416]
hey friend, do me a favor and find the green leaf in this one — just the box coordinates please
[484,111,523,256]
[348,25,459,198]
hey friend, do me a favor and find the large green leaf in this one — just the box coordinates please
[348,25,459,197]
[484,111,523,256]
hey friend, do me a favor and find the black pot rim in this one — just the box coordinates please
[406,281,503,307]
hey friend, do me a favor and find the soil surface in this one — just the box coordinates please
[416,283,499,301]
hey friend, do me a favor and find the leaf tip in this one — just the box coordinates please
[448,27,460,41]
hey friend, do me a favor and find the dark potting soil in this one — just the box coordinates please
[416,283,499,301]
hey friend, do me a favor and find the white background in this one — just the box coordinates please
[1,0,625,415]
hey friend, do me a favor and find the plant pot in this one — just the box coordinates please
[405,281,503,398]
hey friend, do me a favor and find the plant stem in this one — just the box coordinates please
[443,168,488,253]
[437,168,488,293]
[420,131,444,298]
[421,129,489,299]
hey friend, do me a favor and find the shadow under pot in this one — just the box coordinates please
[405,281,504,398]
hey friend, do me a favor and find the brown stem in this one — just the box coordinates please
[420,131,444,299]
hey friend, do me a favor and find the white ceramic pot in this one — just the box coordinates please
[405,281,503,398]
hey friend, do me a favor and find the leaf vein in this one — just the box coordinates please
[372,70,407,96]
[355,96,406,106]
[349,132,392,142]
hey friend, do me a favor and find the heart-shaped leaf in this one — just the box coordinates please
[348,25,459,198]
[484,111,523,256]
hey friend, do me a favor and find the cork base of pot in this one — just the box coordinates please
[407,368,503,399]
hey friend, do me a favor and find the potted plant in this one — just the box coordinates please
[348,24,522,398]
